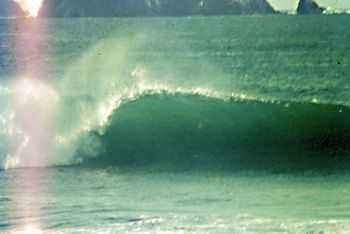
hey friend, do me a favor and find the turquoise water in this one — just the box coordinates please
[0,15,350,232]
[2,168,350,233]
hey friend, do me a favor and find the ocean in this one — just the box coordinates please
[0,15,350,233]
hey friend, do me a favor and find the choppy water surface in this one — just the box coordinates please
[2,168,350,233]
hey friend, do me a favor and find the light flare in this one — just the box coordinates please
[7,78,58,168]
[7,6,50,232]
[13,78,58,105]
[13,0,44,17]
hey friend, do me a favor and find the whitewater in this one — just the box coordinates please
[0,15,350,233]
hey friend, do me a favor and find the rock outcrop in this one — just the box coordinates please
[38,0,276,18]
[297,0,324,14]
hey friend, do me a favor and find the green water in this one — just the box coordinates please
[2,168,350,233]
[40,15,350,105]
[0,15,350,232]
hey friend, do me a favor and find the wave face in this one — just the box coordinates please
[85,93,350,172]
[1,16,350,171]
[2,81,349,171]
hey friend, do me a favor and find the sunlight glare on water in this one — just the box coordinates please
[13,227,43,234]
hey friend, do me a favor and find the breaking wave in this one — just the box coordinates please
[87,92,350,172]
[1,79,350,171]
[0,36,349,172]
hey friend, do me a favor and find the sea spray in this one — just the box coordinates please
[1,77,57,169]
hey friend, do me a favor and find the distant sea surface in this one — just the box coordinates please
[0,15,350,233]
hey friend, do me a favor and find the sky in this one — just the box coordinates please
[11,0,350,17]
[268,0,350,10]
